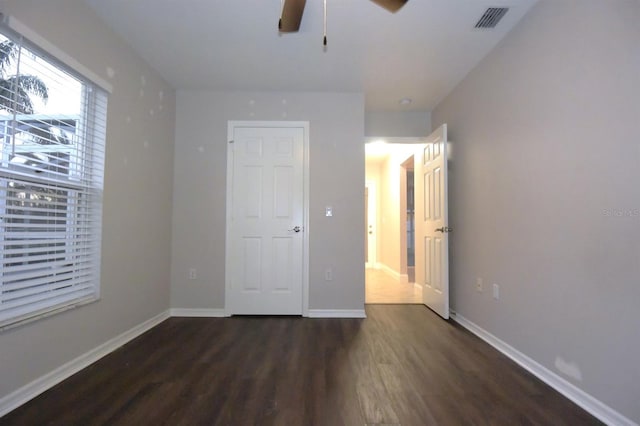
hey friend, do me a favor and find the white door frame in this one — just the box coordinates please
[225,121,310,317]
[365,180,377,268]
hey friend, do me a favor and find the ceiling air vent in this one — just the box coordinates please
[475,7,509,29]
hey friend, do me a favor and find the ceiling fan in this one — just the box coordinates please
[279,0,409,33]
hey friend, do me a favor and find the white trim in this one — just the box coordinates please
[224,123,234,317]
[302,123,310,317]
[451,311,637,426]
[378,263,405,282]
[378,263,398,278]
[0,310,169,418]
[365,136,428,144]
[365,180,377,267]
[0,296,98,333]
[170,308,227,317]
[308,309,367,318]
[225,121,310,317]
[1,15,113,93]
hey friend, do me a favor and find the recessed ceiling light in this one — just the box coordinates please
[399,97,412,105]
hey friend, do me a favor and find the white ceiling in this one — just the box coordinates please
[85,0,537,112]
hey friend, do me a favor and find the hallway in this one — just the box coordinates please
[365,268,422,304]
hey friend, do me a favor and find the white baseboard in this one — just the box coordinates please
[170,308,227,317]
[378,263,409,285]
[0,310,170,418]
[171,308,366,319]
[451,311,636,426]
[378,263,398,278]
[308,309,367,318]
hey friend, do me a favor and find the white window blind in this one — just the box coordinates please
[0,23,107,329]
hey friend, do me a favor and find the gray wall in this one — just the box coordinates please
[365,111,431,137]
[432,1,640,422]
[0,0,175,400]
[171,91,365,311]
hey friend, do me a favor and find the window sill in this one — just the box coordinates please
[0,296,100,333]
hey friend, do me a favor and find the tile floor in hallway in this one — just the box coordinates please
[365,267,423,304]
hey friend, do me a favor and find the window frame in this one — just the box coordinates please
[0,17,108,330]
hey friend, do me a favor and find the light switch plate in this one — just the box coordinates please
[325,206,333,217]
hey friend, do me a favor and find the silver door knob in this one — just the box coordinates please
[289,226,301,233]
[435,227,453,233]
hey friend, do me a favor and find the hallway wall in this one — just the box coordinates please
[366,144,419,279]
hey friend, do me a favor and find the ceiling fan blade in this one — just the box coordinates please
[279,0,307,32]
[370,0,408,13]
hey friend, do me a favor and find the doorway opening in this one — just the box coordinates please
[402,158,415,284]
[364,139,423,304]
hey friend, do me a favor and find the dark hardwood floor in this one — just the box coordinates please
[1,305,602,425]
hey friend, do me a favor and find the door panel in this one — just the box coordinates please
[244,167,263,217]
[274,166,294,217]
[273,237,293,291]
[424,172,432,220]
[228,126,304,315]
[424,236,432,288]
[415,124,449,319]
[434,237,443,293]
[434,167,442,219]
[242,237,262,291]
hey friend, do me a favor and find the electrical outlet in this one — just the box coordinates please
[188,268,197,280]
[493,283,500,300]
[325,268,333,281]
[476,277,484,292]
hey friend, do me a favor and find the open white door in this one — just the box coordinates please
[365,181,377,268]
[415,124,450,319]
[226,123,307,315]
